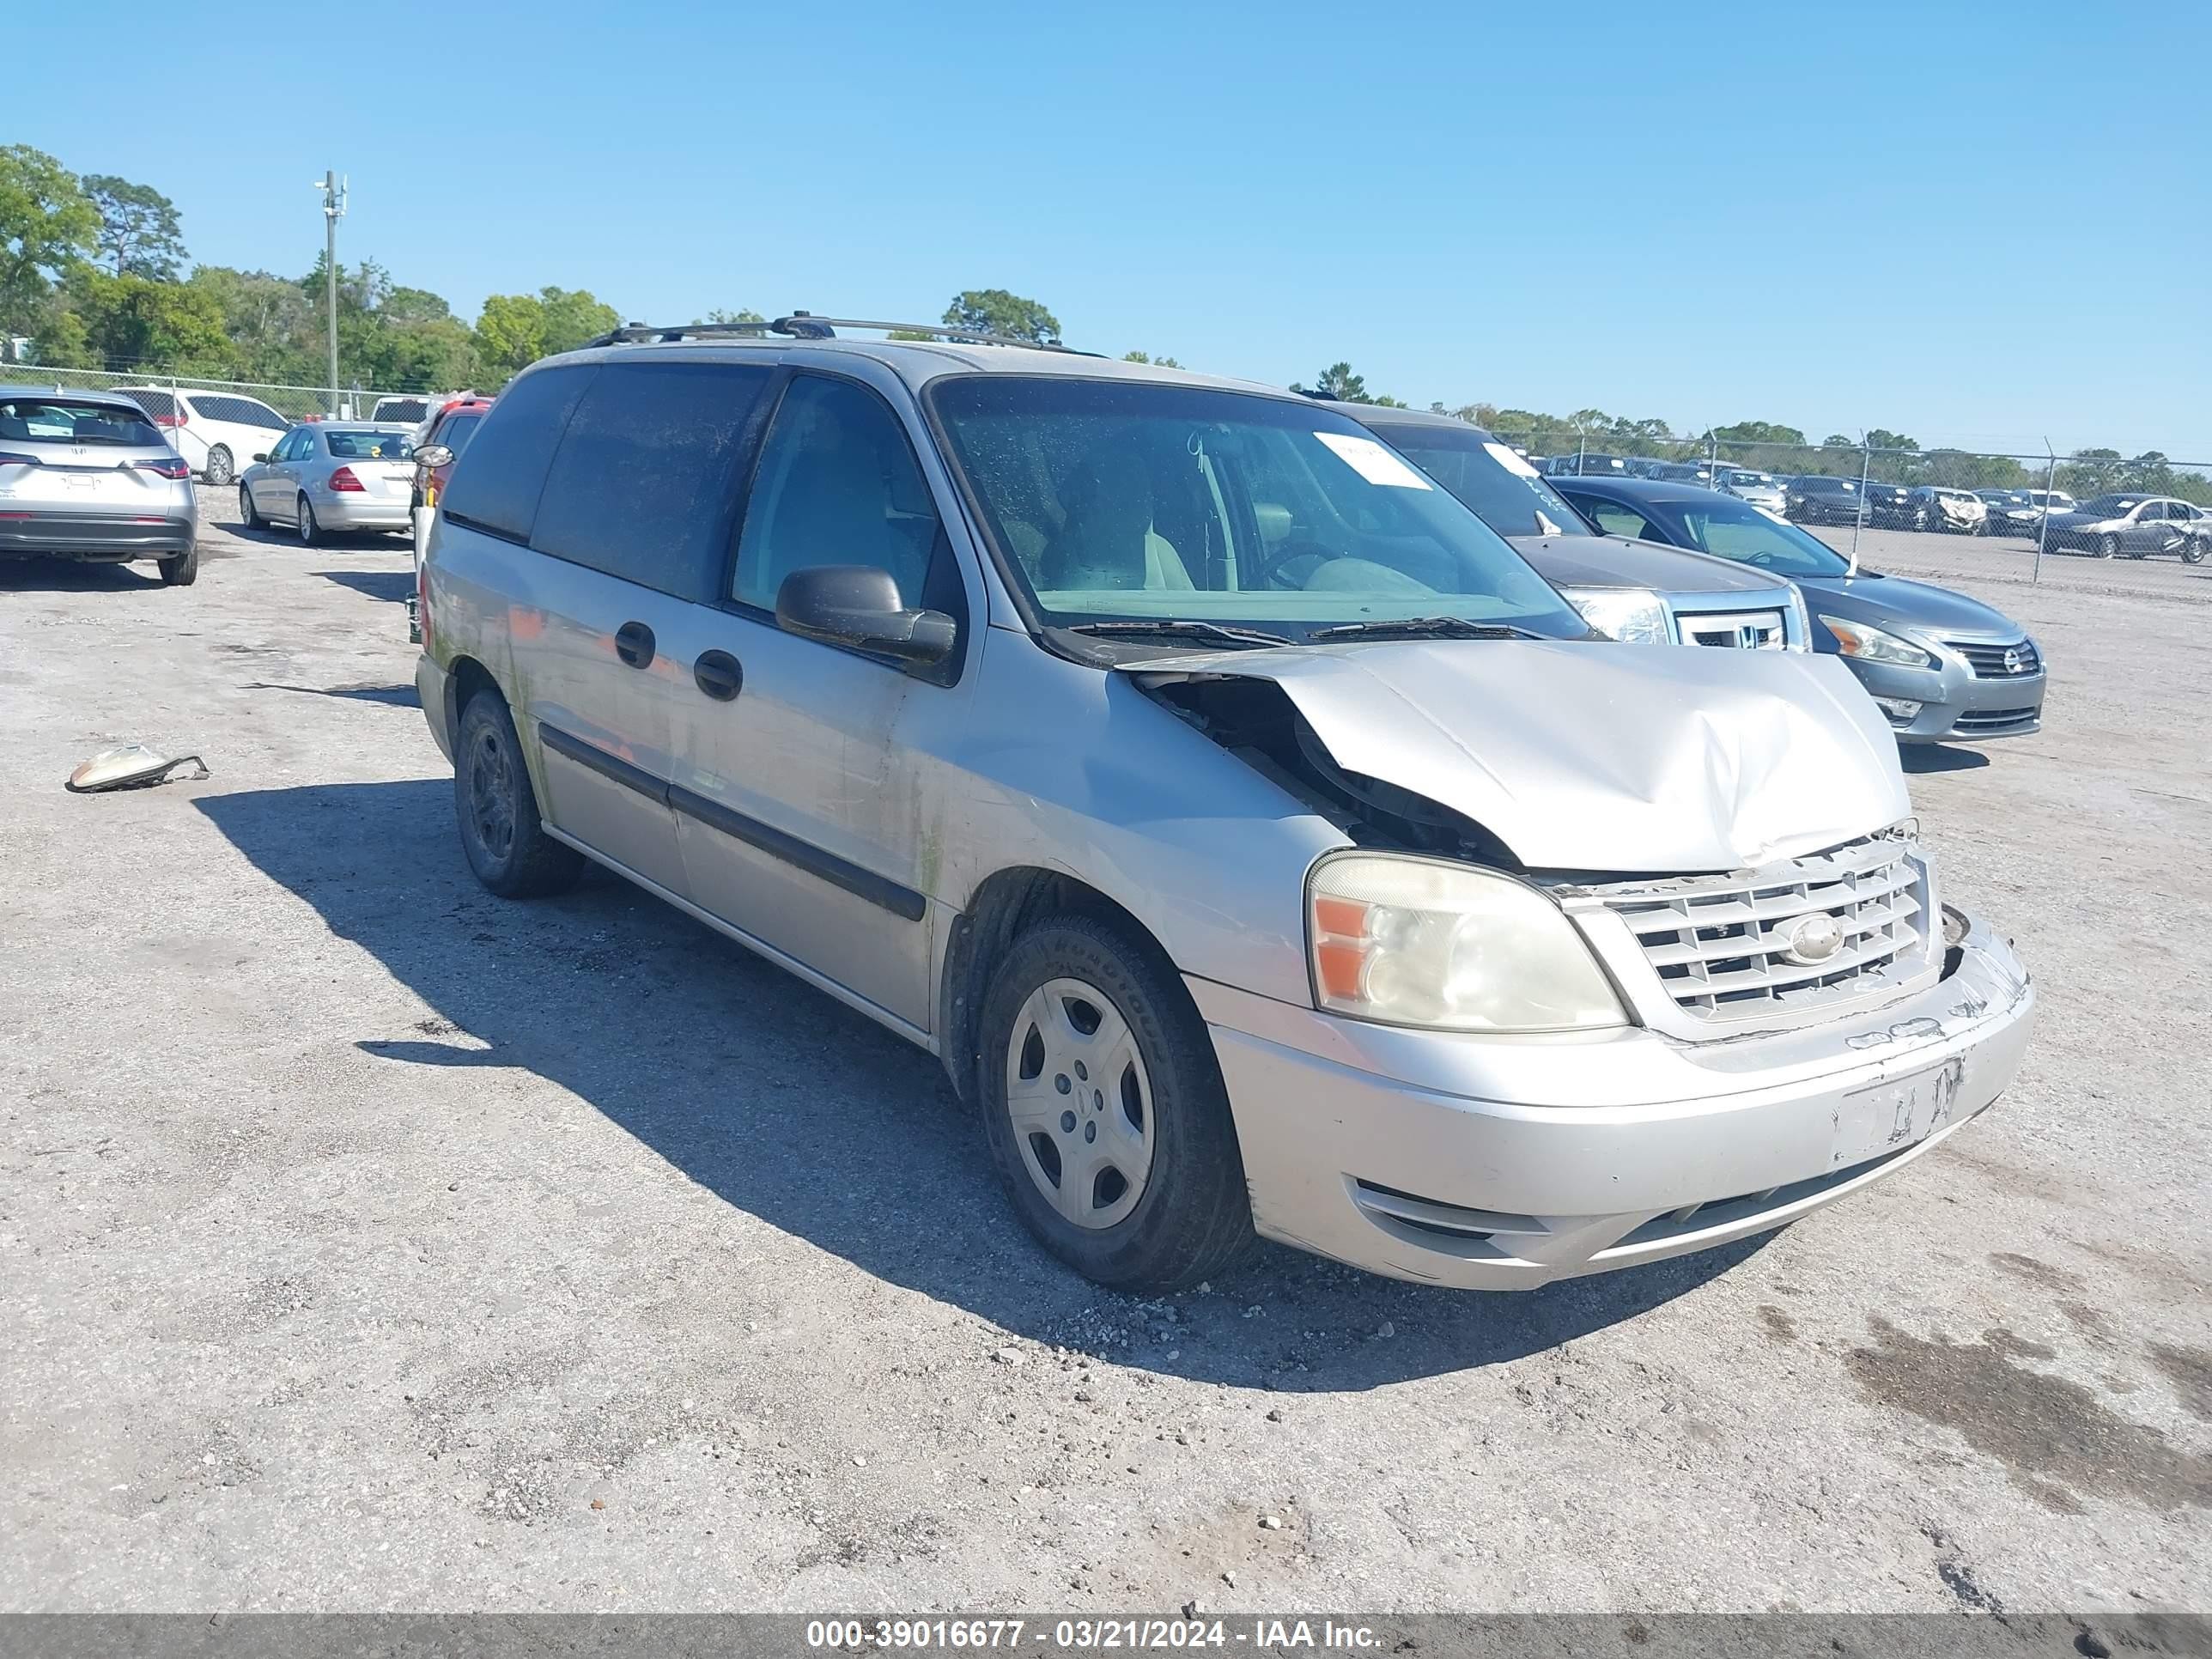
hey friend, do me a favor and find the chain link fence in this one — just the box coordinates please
[2,361,413,424]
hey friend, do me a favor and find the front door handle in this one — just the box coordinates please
[694,650,744,702]
[615,621,655,669]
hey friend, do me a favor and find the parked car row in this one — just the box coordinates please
[407,316,2036,1300]
[1351,409,2046,745]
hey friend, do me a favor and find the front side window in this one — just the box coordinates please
[1564,494,1661,541]
[1364,422,1591,538]
[1670,501,1850,578]
[930,377,1583,639]
[241,400,289,430]
[733,375,945,613]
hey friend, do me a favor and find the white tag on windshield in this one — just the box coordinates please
[1483,441,1540,478]
[1314,432,1433,489]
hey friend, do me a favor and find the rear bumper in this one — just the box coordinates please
[1197,913,2034,1290]
[0,513,196,559]
[316,495,410,531]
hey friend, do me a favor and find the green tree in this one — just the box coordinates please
[0,144,99,337]
[189,266,321,383]
[1291,362,1374,402]
[1121,349,1183,368]
[706,307,765,324]
[538,287,620,356]
[82,174,186,279]
[1709,419,1807,447]
[1863,428,1918,453]
[943,289,1060,344]
[473,292,548,378]
[57,268,233,374]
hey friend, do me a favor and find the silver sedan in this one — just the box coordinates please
[238,422,418,544]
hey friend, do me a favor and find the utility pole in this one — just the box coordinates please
[316,171,348,416]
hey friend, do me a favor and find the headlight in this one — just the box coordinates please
[1558,585,1671,644]
[1784,586,1812,651]
[1820,614,1935,668]
[1308,854,1627,1033]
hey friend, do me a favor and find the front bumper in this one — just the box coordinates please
[1197,913,2033,1289]
[0,511,196,559]
[1841,647,2046,743]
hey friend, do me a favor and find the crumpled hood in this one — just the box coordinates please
[1125,640,1908,873]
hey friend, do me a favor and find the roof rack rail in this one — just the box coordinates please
[577,312,1091,355]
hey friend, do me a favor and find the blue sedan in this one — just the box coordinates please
[1550,475,2047,744]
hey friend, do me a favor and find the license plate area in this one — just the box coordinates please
[1833,1057,1966,1169]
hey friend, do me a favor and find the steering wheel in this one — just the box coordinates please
[1251,537,1339,590]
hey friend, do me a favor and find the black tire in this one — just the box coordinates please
[2095,532,2118,559]
[977,914,1255,1291]
[453,690,585,899]
[2184,538,2208,566]
[238,483,260,529]
[158,544,198,586]
[204,445,234,487]
[297,494,320,546]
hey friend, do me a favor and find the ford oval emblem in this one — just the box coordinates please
[1781,914,1846,966]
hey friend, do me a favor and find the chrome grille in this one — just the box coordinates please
[1678,608,1787,650]
[1585,830,1929,1023]
[1948,638,2040,678]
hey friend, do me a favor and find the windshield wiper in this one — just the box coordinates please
[1065,619,1294,649]
[1307,617,1542,642]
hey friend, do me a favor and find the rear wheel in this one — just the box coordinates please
[978,915,1255,1291]
[297,495,320,546]
[158,544,198,586]
[2095,532,2118,559]
[204,446,234,487]
[453,691,584,899]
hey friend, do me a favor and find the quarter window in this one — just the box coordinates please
[732,375,945,613]
[439,364,596,544]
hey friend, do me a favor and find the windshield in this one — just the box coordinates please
[1364,422,1592,539]
[1668,498,1851,578]
[931,378,1588,641]
[325,429,416,460]
[1722,470,1773,487]
[0,398,164,446]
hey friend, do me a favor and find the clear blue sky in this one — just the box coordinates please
[15,0,2212,459]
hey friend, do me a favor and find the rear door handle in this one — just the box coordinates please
[615,621,655,669]
[694,650,743,702]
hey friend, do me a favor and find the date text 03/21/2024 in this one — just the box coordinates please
[804,1618,1382,1650]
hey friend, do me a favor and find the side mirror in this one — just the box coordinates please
[252,452,269,463]
[415,444,453,469]
[775,565,956,667]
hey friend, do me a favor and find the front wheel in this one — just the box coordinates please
[2095,533,2118,559]
[978,915,1255,1291]
[2184,538,2208,566]
[158,544,198,586]
[297,495,321,546]
[238,483,260,529]
[453,692,585,898]
[204,446,234,487]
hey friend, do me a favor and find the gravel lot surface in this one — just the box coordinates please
[3,491,2207,1614]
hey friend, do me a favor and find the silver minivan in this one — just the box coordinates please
[415,319,2037,1292]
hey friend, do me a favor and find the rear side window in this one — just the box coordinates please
[119,389,178,422]
[530,361,772,599]
[440,364,595,544]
